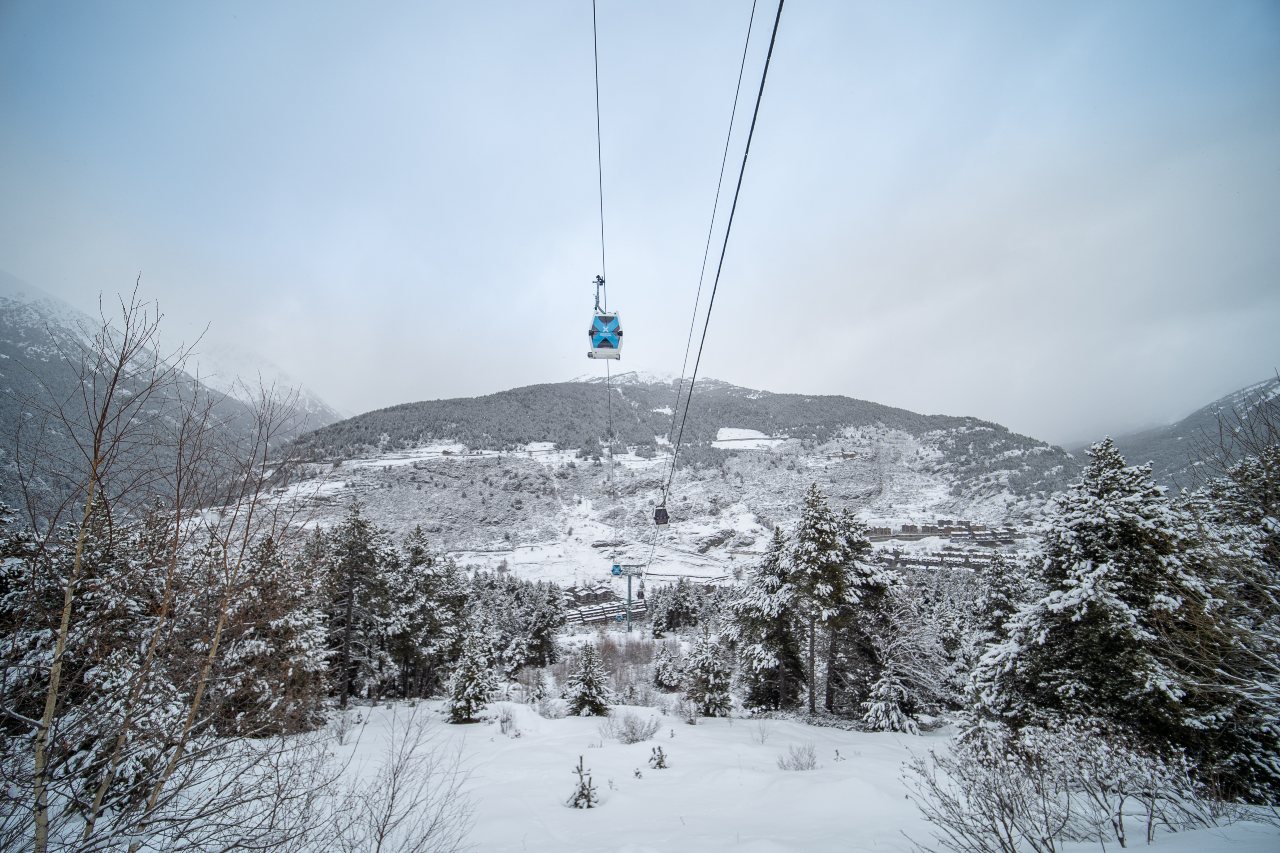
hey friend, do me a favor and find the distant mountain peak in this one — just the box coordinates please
[569,370,680,386]
[1112,375,1280,486]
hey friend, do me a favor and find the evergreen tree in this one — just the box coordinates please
[651,643,685,691]
[822,509,897,715]
[563,643,613,716]
[789,484,861,714]
[972,439,1205,756]
[683,634,733,717]
[214,536,328,735]
[726,527,805,710]
[447,627,497,723]
[649,577,703,636]
[322,504,395,709]
[1172,445,1280,800]
[861,668,919,735]
[971,552,1028,648]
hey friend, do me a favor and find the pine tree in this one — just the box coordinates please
[323,504,395,708]
[1172,444,1280,800]
[566,756,598,808]
[447,627,497,723]
[214,536,328,735]
[726,527,805,710]
[861,668,919,735]
[651,643,686,691]
[971,552,1028,648]
[973,439,1203,754]
[563,643,613,716]
[789,485,879,714]
[683,634,733,717]
[823,509,897,714]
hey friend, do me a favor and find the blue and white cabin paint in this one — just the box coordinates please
[588,311,622,359]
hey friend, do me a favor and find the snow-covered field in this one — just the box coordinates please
[712,428,786,450]
[338,702,1280,853]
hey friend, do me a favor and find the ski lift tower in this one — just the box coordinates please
[609,562,644,633]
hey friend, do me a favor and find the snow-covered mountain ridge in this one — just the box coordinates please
[278,376,1079,585]
[1111,375,1280,487]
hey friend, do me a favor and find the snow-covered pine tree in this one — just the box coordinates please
[566,755,598,808]
[322,504,396,708]
[726,526,805,710]
[823,509,899,715]
[788,484,853,714]
[972,439,1205,756]
[649,577,702,636]
[683,634,733,718]
[955,552,1032,703]
[861,668,919,735]
[213,535,328,735]
[447,626,498,723]
[651,643,686,691]
[971,552,1028,650]
[1172,443,1280,800]
[384,526,474,698]
[563,642,613,716]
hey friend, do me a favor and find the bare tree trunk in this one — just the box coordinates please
[82,397,216,841]
[32,474,97,853]
[30,287,180,853]
[132,388,303,843]
[824,623,838,713]
[340,558,356,711]
[807,617,816,715]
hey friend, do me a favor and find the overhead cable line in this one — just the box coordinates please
[665,0,759,456]
[663,0,786,501]
[591,0,617,487]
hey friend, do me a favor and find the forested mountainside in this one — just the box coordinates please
[0,274,340,514]
[1112,376,1280,488]
[289,374,1078,500]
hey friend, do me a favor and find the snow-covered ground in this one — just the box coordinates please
[712,428,787,451]
[337,702,1280,853]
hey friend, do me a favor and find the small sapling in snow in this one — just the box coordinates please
[566,755,598,809]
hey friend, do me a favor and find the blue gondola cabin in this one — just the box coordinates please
[588,311,622,359]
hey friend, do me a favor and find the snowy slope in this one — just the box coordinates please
[336,702,1280,853]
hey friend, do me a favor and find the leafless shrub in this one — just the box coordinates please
[905,721,1220,853]
[776,743,818,771]
[751,719,771,745]
[329,707,472,853]
[334,711,359,746]
[536,696,567,720]
[599,711,660,744]
[497,704,520,738]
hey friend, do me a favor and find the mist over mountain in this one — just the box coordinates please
[0,273,342,514]
[1111,375,1280,488]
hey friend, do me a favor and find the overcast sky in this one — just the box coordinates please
[1,0,1277,445]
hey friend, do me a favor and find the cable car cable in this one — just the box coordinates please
[643,0,784,587]
[666,0,758,452]
[663,0,786,502]
[590,0,617,490]
[591,0,608,290]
